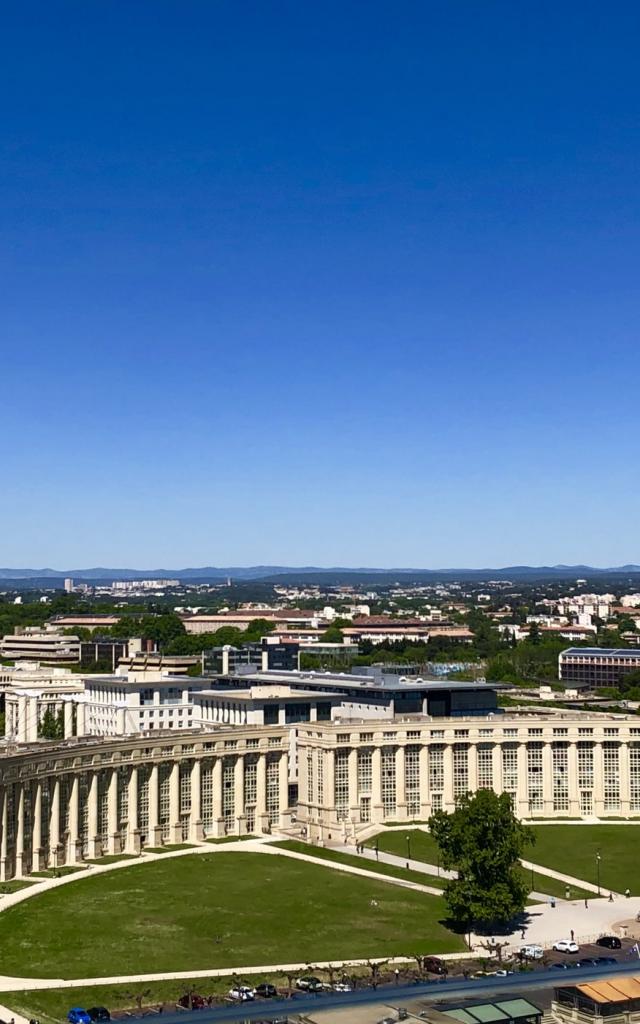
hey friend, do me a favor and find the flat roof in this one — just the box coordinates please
[562,648,640,658]
[230,670,501,693]
[195,686,339,703]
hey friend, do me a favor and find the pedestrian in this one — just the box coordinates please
[609,892,614,903]
[570,929,575,942]
[394,968,400,985]
[565,886,571,900]
[521,928,526,940]
[585,898,589,909]
[626,888,631,899]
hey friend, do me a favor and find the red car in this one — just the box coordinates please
[178,994,206,1010]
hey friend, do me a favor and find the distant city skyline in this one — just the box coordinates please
[3,2,640,566]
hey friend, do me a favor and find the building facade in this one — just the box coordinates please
[296,712,640,840]
[0,727,290,879]
[559,648,640,689]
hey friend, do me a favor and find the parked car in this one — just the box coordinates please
[596,936,622,949]
[255,983,278,998]
[595,956,618,966]
[549,962,570,970]
[228,986,255,1002]
[575,958,598,968]
[178,994,206,1010]
[520,944,544,960]
[87,1009,110,1022]
[68,1010,91,1024]
[423,956,447,975]
[296,976,323,991]
[333,982,352,992]
[553,940,579,954]
[494,969,514,977]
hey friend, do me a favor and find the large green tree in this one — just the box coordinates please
[428,789,534,929]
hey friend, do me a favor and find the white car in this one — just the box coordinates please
[228,986,255,1001]
[520,944,544,960]
[333,982,352,992]
[553,940,579,954]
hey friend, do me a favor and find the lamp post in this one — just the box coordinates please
[406,833,412,863]
[531,864,534,893]
[596,850,601,896]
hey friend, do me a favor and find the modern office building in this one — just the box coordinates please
[559,648,640,689]
[0,630,81,664]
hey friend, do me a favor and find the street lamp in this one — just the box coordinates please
[406,833,412,862]
[531,864,534,893]
[596,850,601,896]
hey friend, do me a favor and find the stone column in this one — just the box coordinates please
[49,779,61,867]
[127,767,141,854]
[32,782,43,872]
[67,776,80,864]
[278,752,289,827]
[108,769,120,854]
[27,697,39,742]
[64,701,74,739]
[619,743,630,816]
[371,747,383,824]
[116,707,127,735]
[492,743,503,796]
[87,773,100,858]
[395,746,407,820]
[0,790,7,881]
[169,763,181,843]
[256,754,269,833]
[190,760,203,841]
[234,755,246,835]
[212,758,225,837]
[15,785,25,878]
[76,702,86,737]
[467,744,478,795]
[148,765,162,845]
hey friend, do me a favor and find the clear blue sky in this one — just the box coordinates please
[2,1,639,569]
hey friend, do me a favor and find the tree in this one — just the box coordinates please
[429,789,534,930]
[39,706,63,740]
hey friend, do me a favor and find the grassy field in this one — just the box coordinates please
[272,839,447,888]
[366,828,594,899]
[365,828,443,865]
[0,850,463,979]
[529,824,640,894]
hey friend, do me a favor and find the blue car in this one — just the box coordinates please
[68,1009,91,1024]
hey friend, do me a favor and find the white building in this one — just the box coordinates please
[0,630,80,664]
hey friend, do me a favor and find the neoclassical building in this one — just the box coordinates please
[0,727,290,879]
[2,707,640,878]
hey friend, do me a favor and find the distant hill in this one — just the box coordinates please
[1,564,640,583]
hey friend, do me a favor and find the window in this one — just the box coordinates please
[478,745,493,790]
[479,729,493,738]
[306,750,314,804]
[428,746,444,794]
[552,744,569,812]
[504,729,518,739]
[630,745,640,811]
[605,728,619,737]
[578,728,593,736]
[383,732,395,741]
[527,744,543,811]
[431,730,444,739]
[266,755,280,825]
[578,742,594,790]
[246,738,259,749]
[360,732,373,742]
[528,728,543,737]
[200,760,214,834]
[405,745,420,816]
[603,743,620,811]
[222,758,235,829]
[407,730,420,740]
[431,792,443,812]
[337,733,350,743]
[453,745,468,797]
[553,728,568,738]
[454,729,468,739]
[334,749,349,820]
[381,747,396,817]
[357,748,372,797]
[502,745,518,800]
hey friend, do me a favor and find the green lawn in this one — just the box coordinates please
[528,825,640,894]
[366,828,594,900]
[365,828,444,866]
[0,851,463,979]
[272,839,447,888]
